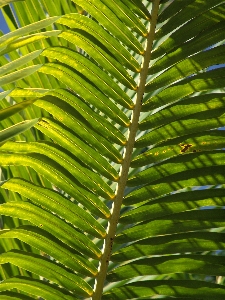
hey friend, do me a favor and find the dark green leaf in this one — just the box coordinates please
[0,202,101,259]
[112,232,225,261]
[108,255,225,281]
[103,280,225,299]
[0,250,92,297]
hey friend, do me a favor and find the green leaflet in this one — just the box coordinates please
[0,16,60,45]
[14,0,54,26]
[0,31,61,56]
[135,110,225,148]
[157,0,195,23]
[35,117,119,181]
[7,87,126,155]
[147,45,225,92]
[0,50,43,76]
[7,88,49,98]
[0,250,92,297]
[120,0,151,20]
[150,21,225,75]
[139,93,225,131]
[35,95,126,148]
[128,151,225,186]
[0,100,36,121]
[120,188,225,223]
[108,255,225,281]
[144,67,225,110]
[124,165,225,205]
[0,277,75,299]
[0,90,12,101]
[0,152,111,218]
[0,202,101,259]
[1,177,108,237]
[71,0,144,54]
[100,0,148,36]
[102,280,225,299]
[57,14,140,73]
[112,232,225,261]
[59,30,137,90]
[41,47,134,108]
[156,0,224,40]
[0,226,98,276]
[0,65,42,86]
[39,62,130,127]
[2,140,114,200]
[116,209,225,243]
[41,88,127,150]
[0,119,39,145]
[0,291,34,300]
[132,130,225,167]
[35,100,123,167]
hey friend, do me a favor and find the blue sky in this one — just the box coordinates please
[0,10,10,34]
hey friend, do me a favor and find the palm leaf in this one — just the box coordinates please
[1,0,225,299]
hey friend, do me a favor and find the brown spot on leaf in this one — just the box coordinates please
[180,143,192,153]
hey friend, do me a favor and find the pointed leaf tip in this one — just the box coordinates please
[0,119,40,145]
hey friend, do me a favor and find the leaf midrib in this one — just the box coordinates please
[92,1,161,299]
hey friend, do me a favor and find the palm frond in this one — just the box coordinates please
[0,0,225,299]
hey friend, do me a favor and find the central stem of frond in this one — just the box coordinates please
[92,1,160,299]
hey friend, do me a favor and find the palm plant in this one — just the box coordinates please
[1,0,225,298]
